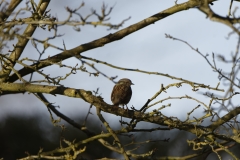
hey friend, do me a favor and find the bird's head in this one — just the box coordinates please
[117,78,134,86]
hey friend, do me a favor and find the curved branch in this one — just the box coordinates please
[0,82,208,136]
[0,0,51,82]
[8,0,210,83]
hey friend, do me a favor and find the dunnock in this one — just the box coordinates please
[111,78,134,107]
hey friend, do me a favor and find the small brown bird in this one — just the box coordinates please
[111,78,134,107]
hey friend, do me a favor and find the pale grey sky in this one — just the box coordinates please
[1,0,238,130]
[1,1,239,159]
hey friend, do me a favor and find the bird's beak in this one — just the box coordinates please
[131,83,134,85]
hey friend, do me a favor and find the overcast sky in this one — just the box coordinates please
[1,1,240,159]
[1,0,238,127]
